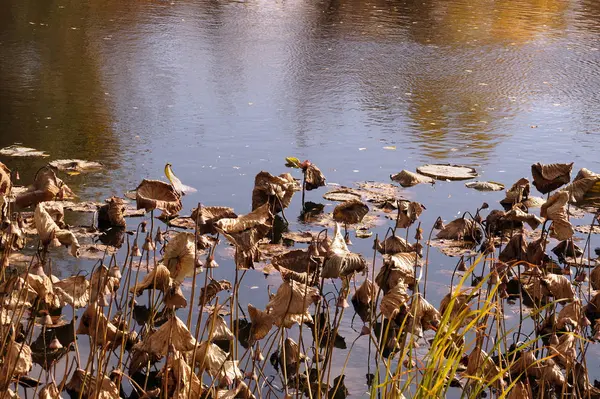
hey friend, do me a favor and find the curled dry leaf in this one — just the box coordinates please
[333,199,369,225]
[247,304,274,345]
[499,233,527,263]
[390,170,434,187]
[267,280,319,328]
[541,191,574,241]
[90,265,120,306]
[548,333,577,368]
[161,349,204,399]
[138,315,197,356]
[541,273,575,302]
[281,337,306,376]
[54,275,90,308]
[374,235,415,255]
[406,294,441,337]
[304,163,326,191]
[272,248,320,284]
[251,171,299,212]
[503,207,543,230]
[531,162,573,194]
[49,159,103,174]
[98,196,127,228]
[500,178,530,208]
[352,279,376,323]
[439,290,476,328]
[191,205,237,235]
[0,161,12,197]
[416,164,478,181]
[190,341,228,377]
[215,203,273,269]
[564,168,600,204]
[165,284,188,308]
[199,279,232,305]
[163,232,198,282]
[322,223,367,279]
[465,348,505,390]
[207,313,234,342]
[0,339,32,377]
[464,181,505,191]
[39,382,61,399]
[135,179,182,216]
[436,217,481,242]
[556,298,587,330]
[130,263,172,295]
[16,167,75,208]
[395,200,424,229]
[380,282,409,319]
[77,303,127,347]
[34,202,80,257]
[376,253,419,292]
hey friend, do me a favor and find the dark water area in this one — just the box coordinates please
[2,0,600,397]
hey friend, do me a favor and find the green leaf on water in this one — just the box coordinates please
[285,157,302,168]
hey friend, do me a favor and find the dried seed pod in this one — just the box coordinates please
[131,240,142,257]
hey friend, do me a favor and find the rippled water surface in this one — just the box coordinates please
[2,0,600,396]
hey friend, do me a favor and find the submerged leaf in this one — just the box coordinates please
[0,145,48,157]
[390,170,434,187]
[465,181,505,191]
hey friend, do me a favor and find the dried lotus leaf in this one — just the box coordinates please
[164,284,188,309]
[272,249,319,276]
[39,382,61,399]
[190,341,228,377]
[541,191,574,241]
[390,170,434,187]
[464,181,505,191]
[436,217,481,242]
[439,290,476,327]
[465,348,506,390]
[0,161,12,197]
[322,223,367,278]
[251,171,299,212]
[0,340,32,377]
[267,280,319,325]
[139,316,197,356]
[77,303,126,347]
[375,253,419,292]
[333,199,369,225]
[34,202,80,257]
[375,235,414,254]
[163,232,198,282]
[54,275,90,308]
[322,187,362,202]
[351,279,376,323]
[207,313,234,342]
[191,205,237,235]
[161,349,204,399]
[416,164,478,181]
[499,233,528,263]
[130,263,172,295]
[49,159,103,173]
[563,168,600,204]
[199,279,232,305]
[135,179,182,216]
[89,265,119,306]
[380,282,409,319]
[556,298,586,330]
[548,333,576,368]
[98,196,126,227]
[500,178,530,208]
[541,273,575,302]
[304,163,326,191]
[503,207,543,230]
[16,167,74,208]
[592,265,600,290]
[395,200,424,229]
[531,162,573,194]
[0,145,48,157]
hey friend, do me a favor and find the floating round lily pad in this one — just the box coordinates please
[49,159,103,174]
[416,164,478,181]
[465,181,504,191]
[322,188,362,202]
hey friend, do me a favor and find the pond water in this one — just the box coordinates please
[2,0,600,397]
